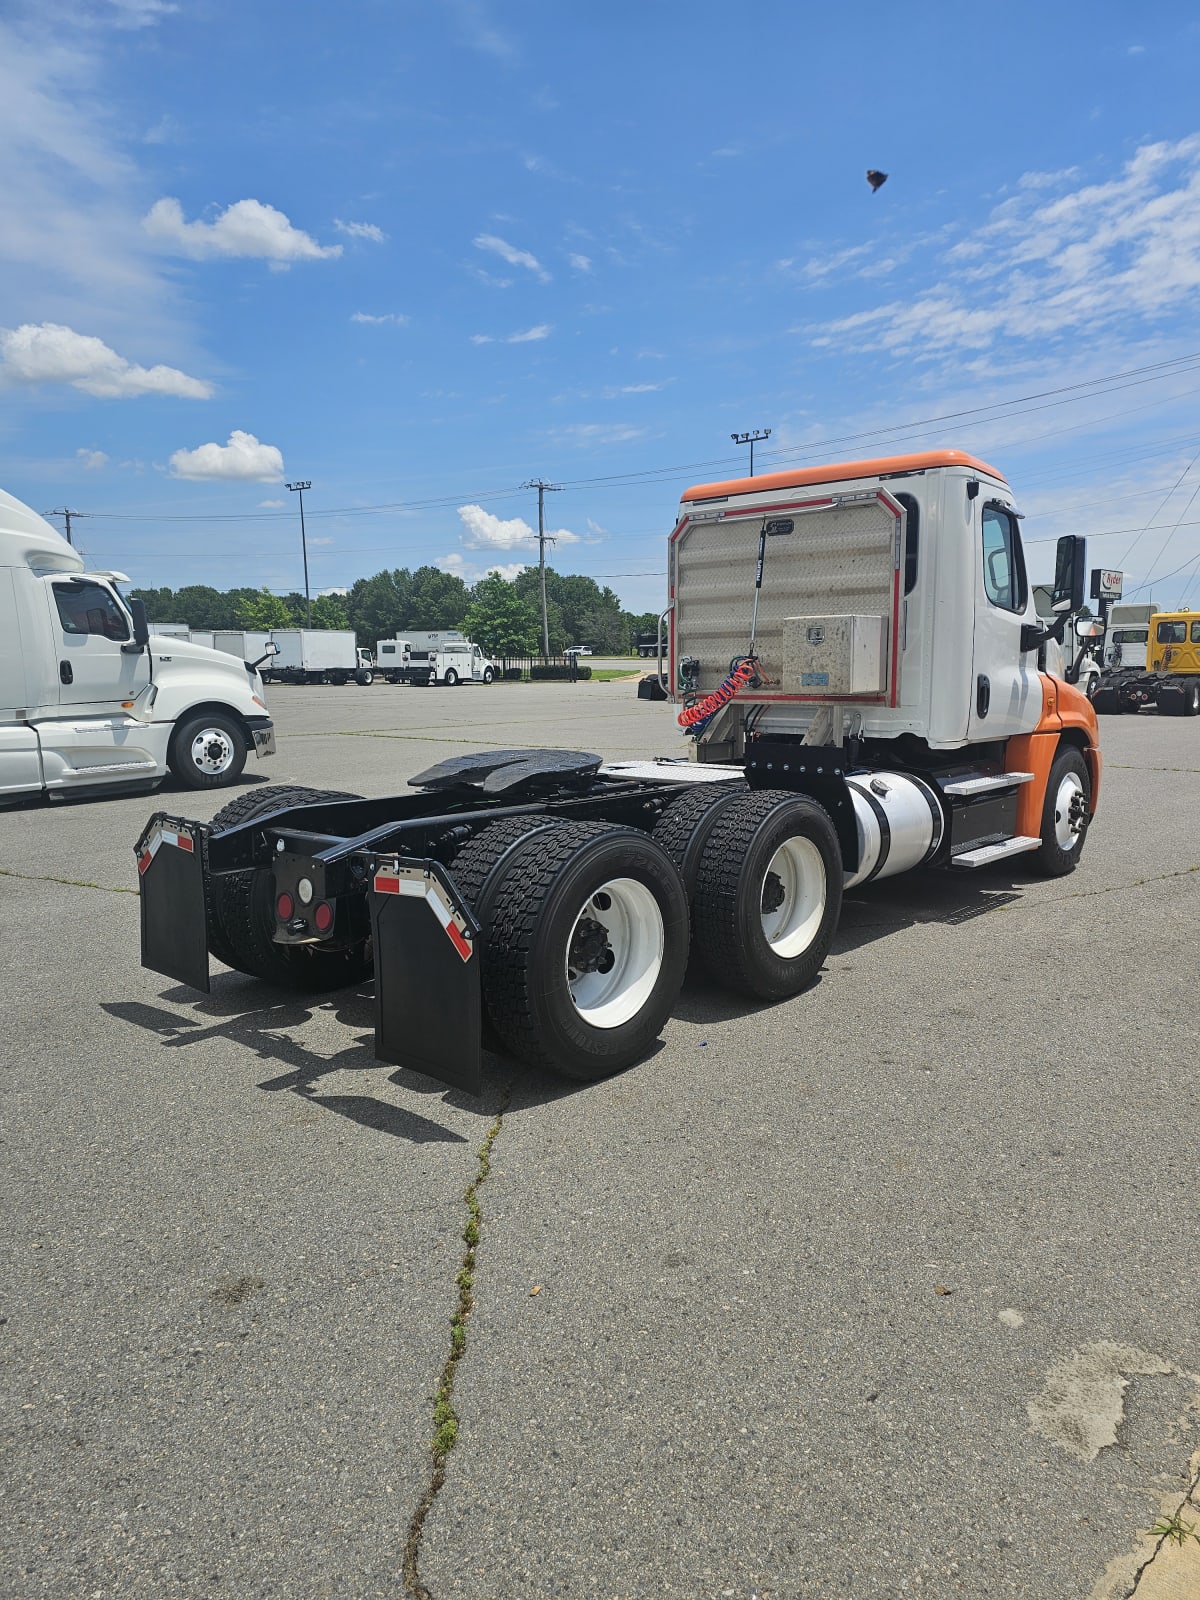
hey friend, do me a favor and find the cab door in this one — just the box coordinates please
[967,502,1043,739]
[45,577,148,709]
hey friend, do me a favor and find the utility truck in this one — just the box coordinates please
[376,635,496,686]
[261,630,374,686]
[135,448,1100,1094]
[0,488,276,802]
[1092,608,1200,715]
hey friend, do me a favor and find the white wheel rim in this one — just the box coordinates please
[565,877,664,1029]
[1054,772,1085,851]
[190,726,236,776]
[760,837,826,957]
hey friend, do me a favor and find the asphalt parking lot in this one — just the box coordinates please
[4,678,1199,1600]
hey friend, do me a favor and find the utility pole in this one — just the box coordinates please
[731,429,771,477]
[45,508,88,547]
[285,481,312,629]
[521,478,562,657]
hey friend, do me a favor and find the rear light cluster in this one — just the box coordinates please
[275,890,335,935]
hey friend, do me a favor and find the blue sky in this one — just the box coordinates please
[5,0,1200,616]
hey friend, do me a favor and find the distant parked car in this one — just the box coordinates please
[564,646,593,656]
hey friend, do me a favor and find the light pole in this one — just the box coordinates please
[521,478,562,657]
[732,429,771,477]
[286,480,312,629]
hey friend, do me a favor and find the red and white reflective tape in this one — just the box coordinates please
[373,867,473,963]
[137,825,194,875]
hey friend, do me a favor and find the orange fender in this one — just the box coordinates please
[1005,675,1101,835]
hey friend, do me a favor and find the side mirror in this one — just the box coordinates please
[1075,617,1105,638]
[1053,534,1086,614]
[123,596,150,653]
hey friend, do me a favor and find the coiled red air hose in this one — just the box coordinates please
[677,658,757,729]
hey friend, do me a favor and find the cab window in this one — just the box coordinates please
[981,505,1028,614]
[1157,620,1187,644]
[1190,621,1200,644]
[53,580,130,641]
[896,492,919,595]
[1112,628,1148,645]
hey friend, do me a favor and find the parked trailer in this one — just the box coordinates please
[136,448,1101,1093]
[263,630,374,686]
[212,629,273,665]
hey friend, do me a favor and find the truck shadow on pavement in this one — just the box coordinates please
[102,982,477,1144]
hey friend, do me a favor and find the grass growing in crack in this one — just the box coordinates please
[1150,1511,1200,1547]
[403,1092,509,1599]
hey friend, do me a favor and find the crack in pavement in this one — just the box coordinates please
[404,1086,511,1600]
[1126,1452,1200,1597]
[0,866,137,894]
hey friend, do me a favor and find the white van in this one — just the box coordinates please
[0,488,276,803]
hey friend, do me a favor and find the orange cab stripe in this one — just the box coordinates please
[681,449,1006,503]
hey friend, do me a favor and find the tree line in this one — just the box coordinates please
[132,564,661,657]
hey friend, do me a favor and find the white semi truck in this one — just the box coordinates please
[261,630,375,686]
[0,488,276,802]
[136,448,1100,1094]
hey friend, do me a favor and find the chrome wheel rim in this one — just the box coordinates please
[760,837,826,957]
[190,726,237,777]
[1054,772,1086,851]
[565,877,664,1028]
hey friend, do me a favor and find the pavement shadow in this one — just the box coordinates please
[102,981,471,1145]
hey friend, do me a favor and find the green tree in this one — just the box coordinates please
[130,586,178,622]
[172,585,226,628]
[407,566,470,630]
[347,569,416,645]
[234,588,295,630]
[461,574,540,656]
[311,592,350,629]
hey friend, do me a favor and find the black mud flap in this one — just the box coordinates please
[370,859,482,1095]
[135,815,211,992]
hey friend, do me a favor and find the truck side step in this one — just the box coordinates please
[951,835,1040,868]
[942,772,1034,796]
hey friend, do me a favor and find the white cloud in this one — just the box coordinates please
[470,324,553,345]
[456,504,579,550]
[76,448,108,469]
[351,310,408,325]
[0,321,211,398]
[568,252,593,272]
[258,498,285,508]
[556,422,646,446]
[437,552,527,583]
[169,430,284,482]
[473,232,550,283]
[105,0,178,26]
[809,136,1200,358]
[335,219,386,242]
[318,585,347,594]
[143,197,342,262]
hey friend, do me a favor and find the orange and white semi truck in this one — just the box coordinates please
[136,449,1100,1093]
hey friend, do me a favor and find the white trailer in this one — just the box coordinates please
[187,630,216,650]
[263,630,374,685]
[212,630,274,666]
[137,447,1101,1095]
[148,622,189,639]
[0,487,275,801]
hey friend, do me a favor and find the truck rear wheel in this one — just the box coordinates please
[480,823,689,1080]
[355,668,374,686]
[1034,746,1091,877]
[169,710,248,790]
[207,784,372,989]
[443,668,460,687]
[651,781,748,897]
[691,791,842,1000]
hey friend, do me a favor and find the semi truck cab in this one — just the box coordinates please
[0,488,275,803]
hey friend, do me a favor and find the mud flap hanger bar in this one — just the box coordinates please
[368,856,483,1096]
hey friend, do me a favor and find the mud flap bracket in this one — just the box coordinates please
[369,858,482,1095]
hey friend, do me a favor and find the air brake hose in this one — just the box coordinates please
[678,658,758,735]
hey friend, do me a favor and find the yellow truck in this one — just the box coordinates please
[1093,609,1200,715]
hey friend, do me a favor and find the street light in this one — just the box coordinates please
[731,429,771,477]
[286,480,312,629]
